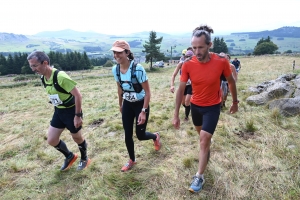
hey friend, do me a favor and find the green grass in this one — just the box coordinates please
[0,55,300,199]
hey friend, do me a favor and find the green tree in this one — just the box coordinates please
[211,37,228,53]
[253,37,278,55]
[103,60,114,67]
[6,54,14,74]
[21,65,34,74]
[0,54,8,75]
[83,52,92,69]
[256,36,271,46]
[0,65,8,75]
[143,31,165,70]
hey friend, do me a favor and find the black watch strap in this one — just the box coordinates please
[75,112,83,117]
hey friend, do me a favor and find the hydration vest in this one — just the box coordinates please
[116,62,143,93]
[41,70,75,107]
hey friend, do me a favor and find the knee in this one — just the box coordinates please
[71,132,84,143]
[47,137,59,147]
[136,134,144,141]
[200,137,211,149]
[136,131,146,140]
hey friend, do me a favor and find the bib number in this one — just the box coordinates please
[49,94,63,106]
[123,92,138,102]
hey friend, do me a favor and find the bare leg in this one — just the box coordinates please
[47,126,64,146]
[198,130,212,174]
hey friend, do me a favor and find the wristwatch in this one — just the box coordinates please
[141,108,148,113]
[75,112,83,117]
[232,100,239,104]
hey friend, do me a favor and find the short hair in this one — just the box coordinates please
[27,51,50,64]
[192,25,214,45]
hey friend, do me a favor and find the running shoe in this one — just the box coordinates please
[77,158,91,170]
[121,159,136,172]
[60,153,78,171]
[189,176,205,193]
[153,132,161,151]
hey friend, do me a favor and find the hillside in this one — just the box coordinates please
[231,26,300,38]
[1,56,300,199]
[0,26,300,56]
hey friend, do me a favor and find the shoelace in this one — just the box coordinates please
[191,176,201,185]
[125,161,133,167]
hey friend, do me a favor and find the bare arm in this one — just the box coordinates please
[116,82,123,112]
[226,75,238,114]
[70,87,83,128]
[172,81,186,129]
[138,80,151,125]
[170,62,183,93]
[230,64,238,82]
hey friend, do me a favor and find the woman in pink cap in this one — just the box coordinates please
[111,40,161,172]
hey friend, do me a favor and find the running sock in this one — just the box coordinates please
[78,140,88,160]
[196,172,204,179]
[185,105,190,118]
[54,140,71,158]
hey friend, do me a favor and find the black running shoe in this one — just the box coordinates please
[77,158,91,170]
[60,153,78,171]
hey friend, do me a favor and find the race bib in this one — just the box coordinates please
[123,92,138,102]
[49,94,63,106]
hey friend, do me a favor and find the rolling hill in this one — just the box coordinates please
[0,26,299,56]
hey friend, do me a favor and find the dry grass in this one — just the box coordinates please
[1,56,300,200]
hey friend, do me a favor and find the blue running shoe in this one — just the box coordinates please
[189,176,205,193]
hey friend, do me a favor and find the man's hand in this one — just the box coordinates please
[74,116,83,128]
[172,116,180,129]
[229,104,238,114]
[170,86,175,93]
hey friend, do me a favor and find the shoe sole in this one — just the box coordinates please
[78,158,91,170]
[188,180,205,193]
[61,153,78,171]
[154,133,161,151]
[189,188,196,193]
[155,141,161,151]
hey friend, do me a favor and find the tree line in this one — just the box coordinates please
[0,51,113,75]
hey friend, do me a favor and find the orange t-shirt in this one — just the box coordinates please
[180,53,232,106]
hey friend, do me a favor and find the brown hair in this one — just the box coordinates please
[192,25,214,45]
[125,49,134,60]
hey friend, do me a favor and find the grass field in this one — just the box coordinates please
[1,55,300,199]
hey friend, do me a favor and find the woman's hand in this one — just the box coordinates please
[137,112,146,125]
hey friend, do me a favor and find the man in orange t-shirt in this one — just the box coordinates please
[172,25,239,193]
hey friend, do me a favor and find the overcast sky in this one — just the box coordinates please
[1,0,300,36]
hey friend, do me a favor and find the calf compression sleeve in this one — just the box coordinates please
[54,140,71,157]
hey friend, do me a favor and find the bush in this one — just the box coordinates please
[13,75,38,81]
[285,50,292,53]
[226,39,234,42]
[253,42,278,55]
[230,43,236,46]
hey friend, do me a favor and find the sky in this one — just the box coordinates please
[1,0,300,36]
